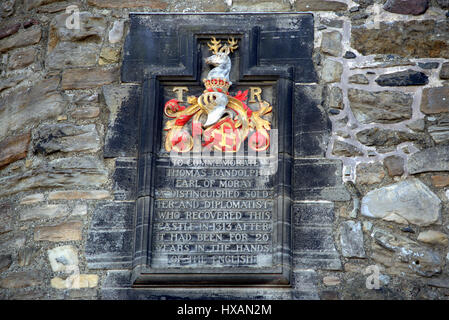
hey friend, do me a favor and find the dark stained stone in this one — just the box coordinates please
[383,155,405,177]
[0,23,20,40]
[343,51,356,59]
[436,0,449,8]
[375,70,428,86]
[0,271,42,288]
[418,62,439,69]
[420,87,449,114]
[351,20,449,58]
[383,0,429,15]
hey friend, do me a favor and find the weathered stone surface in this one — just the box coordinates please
[20,193,44,204]
[323,276,340,286]
[418,62,439,69]
[48,245,78,272]
[351,20,449,58]
[0,272,42,288]
[356,162,385,185]
[70,106,100,119]
[371,228,442,277]
[1,0,15,17]
[295,0,348,11]
[421,87,449,114]
[0,203,13,235]
[436,0,449,8]
[349,74,369,84]
[0,234,26,251]
[36,1,70,13]
[20,204,69,221]
[34,123,100,155]
[51,274,98,289]
[340,221,366,258]
[49,190,111,200]
[0,77,66,140]
[361,178,441,226]
[383,0,429,15]
[232,0,290,11]
[62,67,119,90]
[440,62,449,80]
[18,247,39,266]
[72,204,87,216]
[46,42,98,69]
[356,127,427,152]
[428,121,449,144]
[321,31,342,57]
[417,230,449,246]
[109,20,124,44]
[322,59,342,83]
[34,221,83,241]
[383,155,404,177]
[0,132,30,168]
[375,70,428,86]
[25,0,65,10]
[332,140,364,157]
[0,23,20,40]
[86,202,134,269]
[88,0,168,8]
[406,119,425,132]
[48,12,106,52]
[293,202,342,270]
[8,47,36,70]
[99,47,120,65]
[103,84,140,157]
[0,254,12,272]
[348,89,413,124]
[324,86,343,110]
[431,175,449,187]
[407,146,449,174]
[0,25,41,53]
[0,156,108,197]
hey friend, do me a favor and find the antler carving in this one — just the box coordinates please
[226,37,238,53]
[207,37,239,55]
[207,37,222,54]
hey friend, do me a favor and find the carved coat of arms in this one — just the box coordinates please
[163,37,273,153]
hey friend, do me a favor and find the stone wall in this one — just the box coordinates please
[0,0,448,300]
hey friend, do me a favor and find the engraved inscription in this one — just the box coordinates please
[151,157,276,269]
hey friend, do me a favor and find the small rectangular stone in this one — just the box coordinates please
[48,190,111,200]
[72,204,88,216]
[20,204,69,221]
[62,67,119,90]
[0,132,31,168]
[431,175,449,187]
[421,87,449,114]
[34,221,83,241]
[70,106,100,119]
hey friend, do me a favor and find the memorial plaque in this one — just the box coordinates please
[127,13,316,286]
